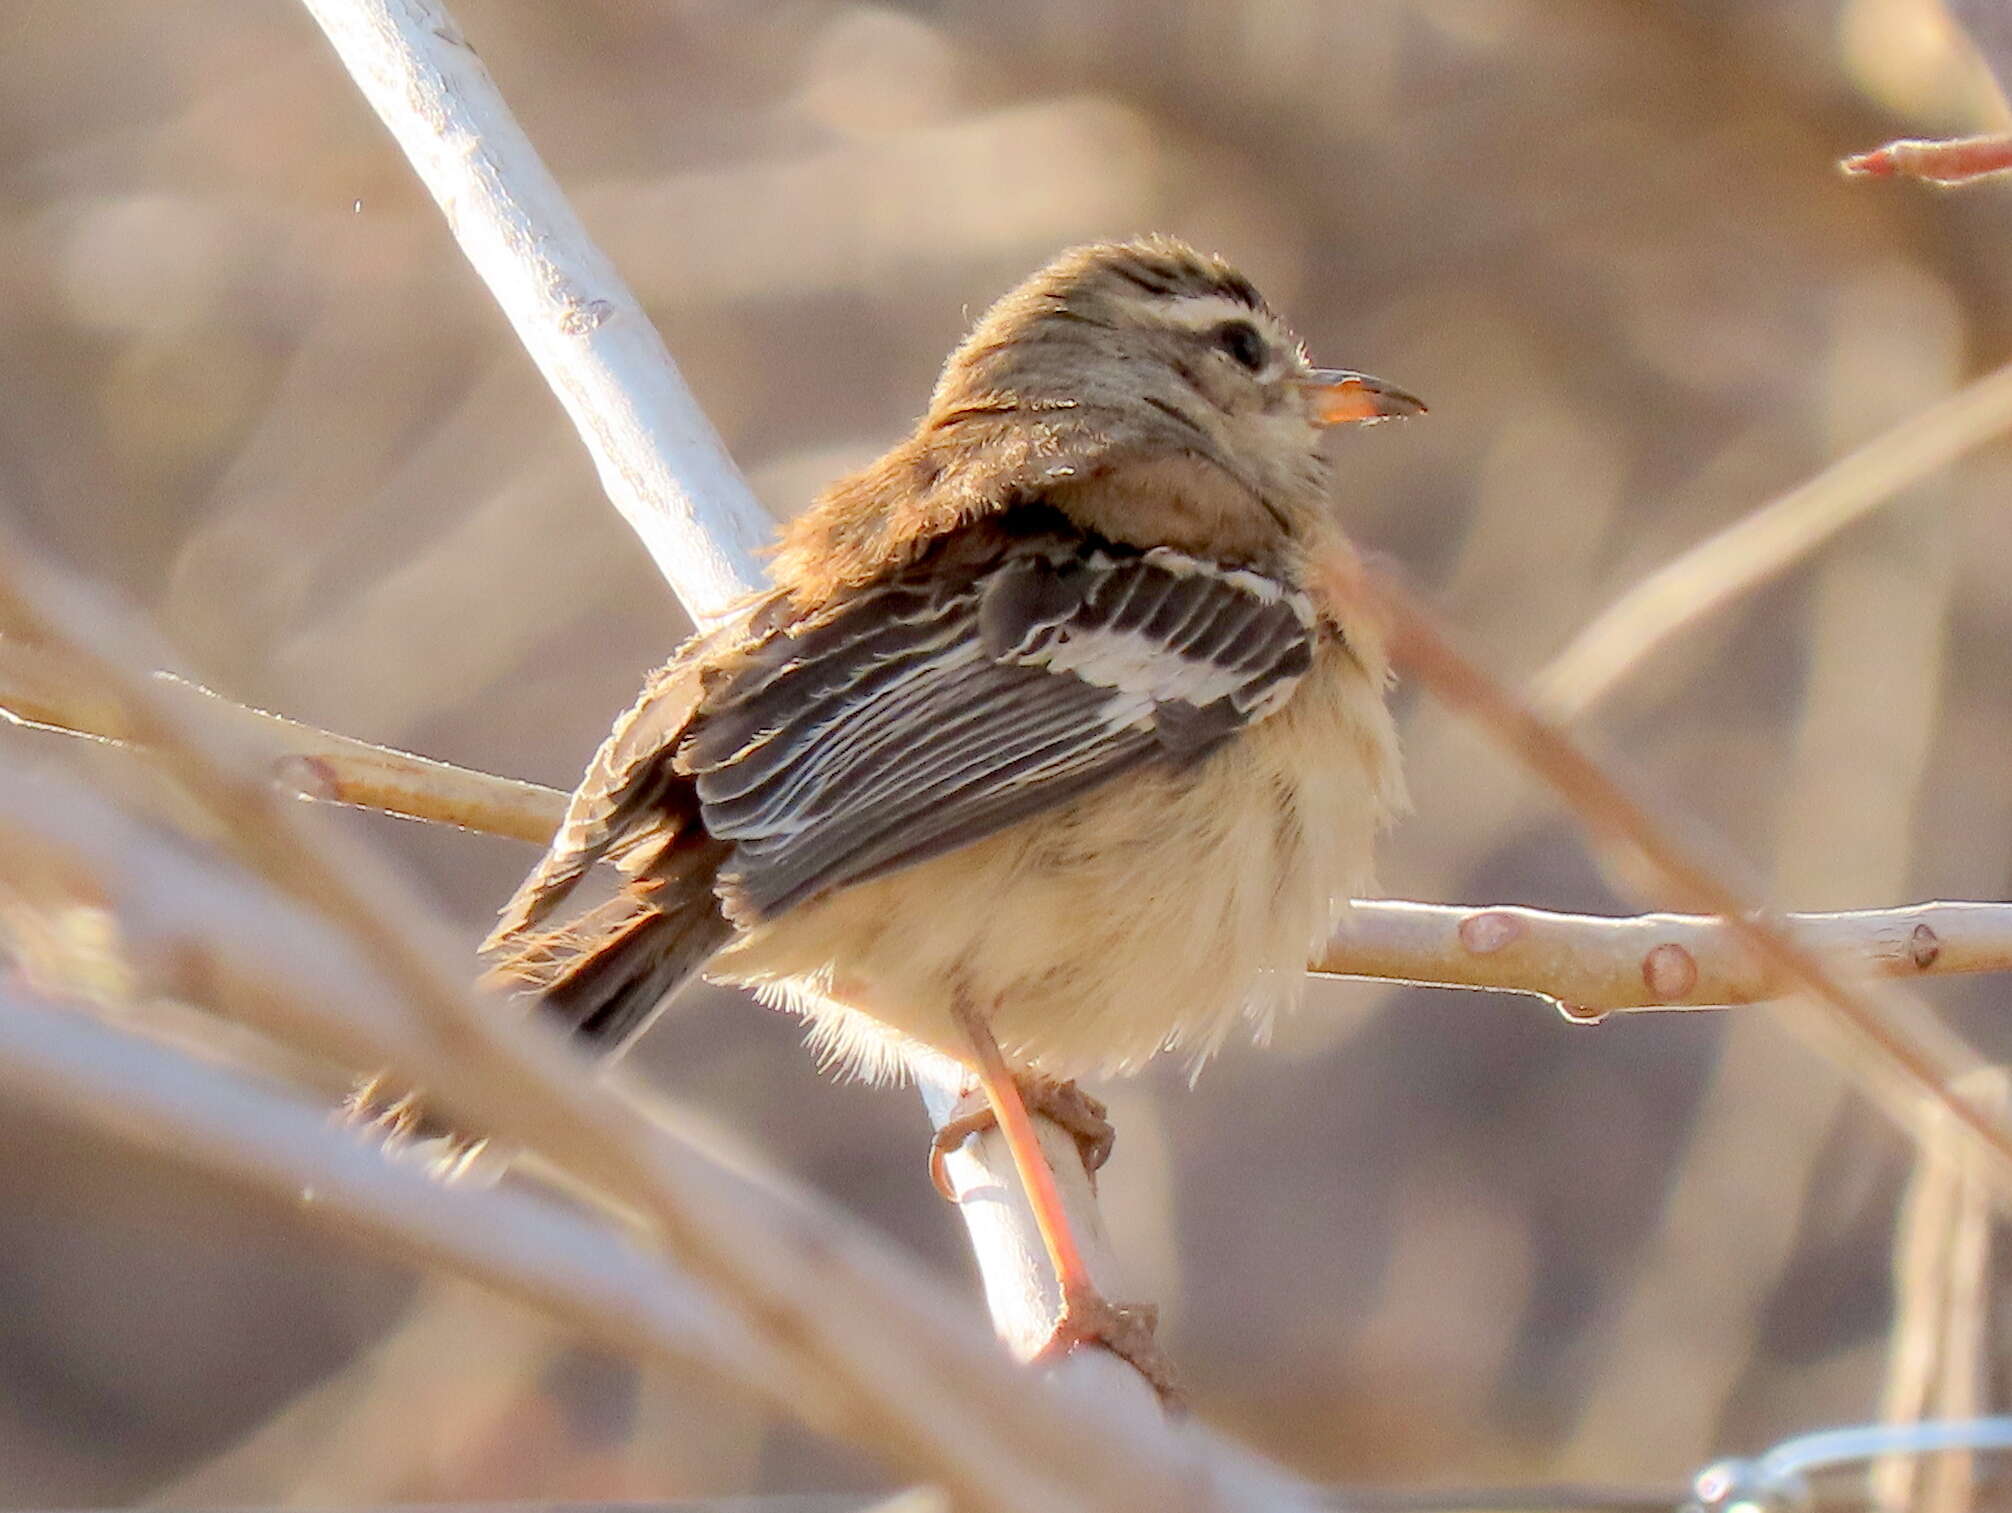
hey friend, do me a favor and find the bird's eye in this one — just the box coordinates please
[1212,319,1268,372]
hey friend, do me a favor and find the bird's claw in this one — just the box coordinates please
[928,1074,1113,1199]
[1033,1289,1184,1409]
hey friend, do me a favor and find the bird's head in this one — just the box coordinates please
[924,236,1422,557]
[776,238,1423,599]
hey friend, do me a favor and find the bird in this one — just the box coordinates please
[483,235,1417,1387]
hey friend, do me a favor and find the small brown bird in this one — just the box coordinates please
[485,236,1415,1380]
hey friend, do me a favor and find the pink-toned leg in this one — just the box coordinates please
[944,997,1180,1403]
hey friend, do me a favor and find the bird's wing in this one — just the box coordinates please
[680,517,1318,922]
[482,590,790,952]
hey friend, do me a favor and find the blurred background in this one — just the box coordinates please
[1,0,2010,1504]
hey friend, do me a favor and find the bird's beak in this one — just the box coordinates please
[1301,369,1427,427]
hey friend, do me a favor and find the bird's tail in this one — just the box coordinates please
[484,834,734,1055]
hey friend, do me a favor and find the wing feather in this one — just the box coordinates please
[481,592,786,951]
[681,520,1318,921]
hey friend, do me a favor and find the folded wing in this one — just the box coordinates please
[484,511,1318,1049]
[682,518,1318,921]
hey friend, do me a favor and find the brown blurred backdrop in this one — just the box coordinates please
[1,0,2009,1504]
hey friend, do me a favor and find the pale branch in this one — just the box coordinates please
[1531,355,2012,720]
[1314,900,2012,1014]
[293,6,770,619]
[1353,563,2012,1198]
[292,0,1134,1411]
[0,982,799,1415]
[0,643,565,842]
[10,662,2011,1015]
[164,673,566,844]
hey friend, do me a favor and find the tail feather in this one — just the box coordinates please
[482,645,729,956]
[486,834,733,1055]
[484,597,794,1054]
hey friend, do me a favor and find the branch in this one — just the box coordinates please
[294,9,769,619]
[1876,1067,2005,1512]
[292,0,1139,1415]
[1839,1,2012,185]
[12,662,2012,1015]
[1315,900,2012,1013]
[0,643,565,842]
[1842,134,2012,185]
[1532,355,2012,720]
[0,980,797,1416]
[1352,562,2012,1199]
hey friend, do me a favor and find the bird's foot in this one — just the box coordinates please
[342,1074,496,1184]
[928,1074,1113,1199]
[1033,1286,1184,1409]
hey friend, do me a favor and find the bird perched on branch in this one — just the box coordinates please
[484,236,1416,1387]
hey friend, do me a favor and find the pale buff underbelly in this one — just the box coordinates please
[708,646,1402,1082]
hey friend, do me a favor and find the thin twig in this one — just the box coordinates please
[2,645,565,841]
[1838,0,2012,187]
[14,661,2012,1014]
[1352,562,2012,1199]
[161,673,569,843]
[1842,134,2012,185]
[1315,900,2012,1013]
[0,981,798,1414]
[1531,357,2012,720]
[1877,1068,2006,1513]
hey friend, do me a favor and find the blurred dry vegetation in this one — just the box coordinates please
[2,0,2011,1504]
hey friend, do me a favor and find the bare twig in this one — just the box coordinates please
[292,7,769,618]
[1842,134,2012,184]
[1,651,565,842]
[1839,0,2012,186]
[1877,1068,2006,1513]
[1315,900,2012,1013]
[0,980,796,1413]
[2,645,565,841]
[1531,357,2012,720]
[1352,562,2012,1197]
[160,673,568,843]
[15,660,2012,1014]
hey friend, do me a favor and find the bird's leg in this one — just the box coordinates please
[944,995,1181,1404]
[928,1074,1113,1200]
